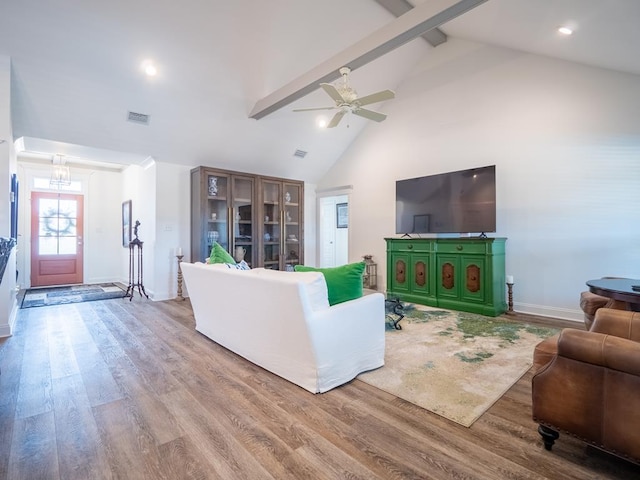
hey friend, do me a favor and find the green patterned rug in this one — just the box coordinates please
[358,304,558,427]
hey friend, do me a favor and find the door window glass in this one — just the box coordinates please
[38,197,78,255]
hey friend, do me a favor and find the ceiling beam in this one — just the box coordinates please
[373,0,447,47]
[249,0,487,120]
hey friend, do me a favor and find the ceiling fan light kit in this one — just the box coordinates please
[293,67,395,128]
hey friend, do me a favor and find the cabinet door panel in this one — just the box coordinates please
[436,255,459,299]
[231,175,255,266]
[390,254,410,294]
[261,180,281,270]
[259,179,304,270]
[460,256,485,303]
[283,183,302,271]
[206,172,230,260]
[410,254,431,296]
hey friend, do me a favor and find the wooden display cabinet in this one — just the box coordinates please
[191,167,304,269]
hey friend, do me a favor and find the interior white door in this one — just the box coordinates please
[319,195,349,267]
[319,197,336,267]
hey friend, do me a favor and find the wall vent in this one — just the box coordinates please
[293,149,307,158]
[127,111,150,125]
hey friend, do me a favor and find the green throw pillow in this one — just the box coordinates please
[294,261,365,306]
[209,242,236,265]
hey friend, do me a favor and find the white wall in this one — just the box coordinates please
[0,55,18,336]
[121,161,157,298]
[318,39,640,321]
[85,169,124,283]
[153,162,191,300]
[303,182,317,267]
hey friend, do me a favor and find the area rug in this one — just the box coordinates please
[21,283,125,308]
[357,304,558,427]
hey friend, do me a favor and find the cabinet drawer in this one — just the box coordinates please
[436,242,488,255]
[387,240,434,253]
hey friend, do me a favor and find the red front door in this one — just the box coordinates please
[30,192,84,287]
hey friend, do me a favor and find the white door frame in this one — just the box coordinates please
[316,186,352,267]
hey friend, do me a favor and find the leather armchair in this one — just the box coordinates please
[532,308,640,464]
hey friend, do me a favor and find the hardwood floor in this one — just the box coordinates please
[1,298,638,479]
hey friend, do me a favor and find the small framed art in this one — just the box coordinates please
[122,200,132,247]
[336,203,348,228]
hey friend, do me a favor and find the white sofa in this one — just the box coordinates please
[181,262,385,393]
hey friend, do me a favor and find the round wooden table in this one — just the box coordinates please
[586,278,640,312]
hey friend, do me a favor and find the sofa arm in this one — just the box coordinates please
[557,329,640,376]
[306,292,386,392]
[590,308,640,341]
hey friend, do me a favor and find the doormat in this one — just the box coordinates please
[358,304,558,427]
[21,283,125,308]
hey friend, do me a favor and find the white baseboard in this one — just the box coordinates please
[0,298,19,338]
[513,302,583,323]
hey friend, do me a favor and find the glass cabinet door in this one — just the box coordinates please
[283,183,302,271]
[261,180,282,270]
[206,173,229,259]
[232,176,254,266]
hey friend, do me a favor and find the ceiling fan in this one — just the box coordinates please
[293,67,395,128]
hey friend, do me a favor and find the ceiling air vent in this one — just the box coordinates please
[293,149,307,159]
[127,111,150,125]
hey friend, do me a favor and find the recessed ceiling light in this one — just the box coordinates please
[141,59,158,76]
[558,26,573,35]
[317,116,328,129]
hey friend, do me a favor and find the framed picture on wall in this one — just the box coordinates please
[336,202,348,228]
[10,174,18,239]
[122,200,132,247]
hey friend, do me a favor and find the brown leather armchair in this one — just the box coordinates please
[532,308,640,464]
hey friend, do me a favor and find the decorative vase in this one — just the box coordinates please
[208,177,218,196]
[285,191,291,203]
[234,246,246,262]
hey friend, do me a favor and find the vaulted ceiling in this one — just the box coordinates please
[2,0,640,182]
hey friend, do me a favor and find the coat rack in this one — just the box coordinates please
[124,220,149,301]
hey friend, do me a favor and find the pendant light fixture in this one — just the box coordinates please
[50,154,71,187]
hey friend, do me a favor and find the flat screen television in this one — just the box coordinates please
[395,165,496,234]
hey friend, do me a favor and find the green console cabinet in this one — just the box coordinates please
[385,237,507,317]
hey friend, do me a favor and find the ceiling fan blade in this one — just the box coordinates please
[356,89,395,107]
[320,83,346,103]
[327,110,346,128]
[353,108,387,122]
[292,106,337,112]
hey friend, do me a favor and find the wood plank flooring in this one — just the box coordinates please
[1,298,639,479]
